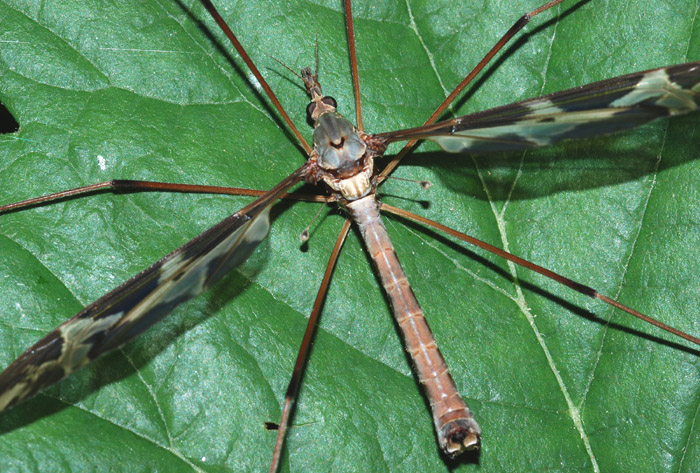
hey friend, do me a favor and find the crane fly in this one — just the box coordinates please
[1,0,700,472]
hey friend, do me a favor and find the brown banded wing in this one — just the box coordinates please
[374,62,700,153]
[0,169,304,413]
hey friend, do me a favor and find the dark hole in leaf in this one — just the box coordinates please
[0,103,18,134]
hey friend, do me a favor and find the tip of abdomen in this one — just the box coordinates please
[440,418,482,457]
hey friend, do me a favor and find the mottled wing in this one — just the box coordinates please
[374,62,700,153]
[0,169,304,412]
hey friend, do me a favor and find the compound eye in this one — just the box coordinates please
[322,96,337,109]
[306,102,317,120]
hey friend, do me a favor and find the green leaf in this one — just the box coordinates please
[1,0,699,472]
